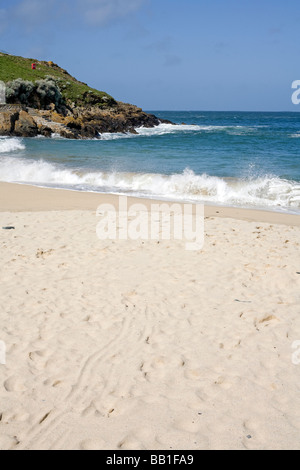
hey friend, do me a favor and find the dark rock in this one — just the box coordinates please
[14,110,38,137]
[0,101,175,139]
[39,126,52,137]
[0,110,19,135]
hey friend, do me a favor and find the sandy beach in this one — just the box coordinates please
[1,182,300,450]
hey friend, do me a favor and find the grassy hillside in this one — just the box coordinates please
[0,53,116,108]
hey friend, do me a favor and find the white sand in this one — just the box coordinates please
[1,183,300,450]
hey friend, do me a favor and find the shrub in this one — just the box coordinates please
[5,77,64,109]
[36,78,63,108]
[6,78,35,104]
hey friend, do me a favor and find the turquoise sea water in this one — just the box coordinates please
[0,111,300,213]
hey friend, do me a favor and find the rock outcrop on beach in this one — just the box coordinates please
[0,108,19,134]
[0,53,173,139]
[0,102,169,139]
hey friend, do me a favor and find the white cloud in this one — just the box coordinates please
[78,0,146,26]
[13,0,55,22]
[0,0,146,40]
[6,0,146,32]
[10,0,58,33]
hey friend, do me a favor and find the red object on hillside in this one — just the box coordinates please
[31,63,36,70]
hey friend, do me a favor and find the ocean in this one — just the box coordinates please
[0,111,300,213]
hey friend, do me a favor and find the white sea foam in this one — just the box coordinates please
[0,137,25,153]
[99,132,134,140]
[0,157,83,186]
[98,122,259,140]
[0,157,299,211]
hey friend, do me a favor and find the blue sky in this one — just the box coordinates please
[0,0,299,111]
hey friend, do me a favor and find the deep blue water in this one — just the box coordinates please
[0,111,300,212]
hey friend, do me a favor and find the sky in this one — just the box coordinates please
[0,0,299,111]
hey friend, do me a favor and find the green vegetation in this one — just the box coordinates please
[6,77,64,109]
[0,53,116,108]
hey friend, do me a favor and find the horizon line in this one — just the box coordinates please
[145,109,300,113]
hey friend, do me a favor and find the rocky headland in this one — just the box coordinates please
[0,53,173,139]
[0,102,171,139]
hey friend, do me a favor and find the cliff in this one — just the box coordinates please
[0,53,172,138]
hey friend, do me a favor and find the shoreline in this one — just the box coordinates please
[1,181,300,449]
[1,181,300,226]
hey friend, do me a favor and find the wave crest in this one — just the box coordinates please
[0,158,299,211]
[0,137,25,154]
[98,123,260,140]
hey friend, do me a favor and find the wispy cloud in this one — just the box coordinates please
[0,0,147,35]
[12,0,57,29]
[268,27,283,35]
[80,0,146,26]
[144,37,172,52]
[144,36,182,67]
[164,54,182,67]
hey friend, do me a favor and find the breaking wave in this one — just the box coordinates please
[0,137,25,153]
[0,157,299,212]
[98,122,261,140]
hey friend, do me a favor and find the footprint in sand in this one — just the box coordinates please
[118,435,145,450]
[80,438,106,450]
[184,368,202,380]
[174,418,201,433]
[28,350,50,370]
[3,376,26,392]
[0,409,29,423]
[242,419,260,448]
[214,376,232,390]
[0,435,19,450]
